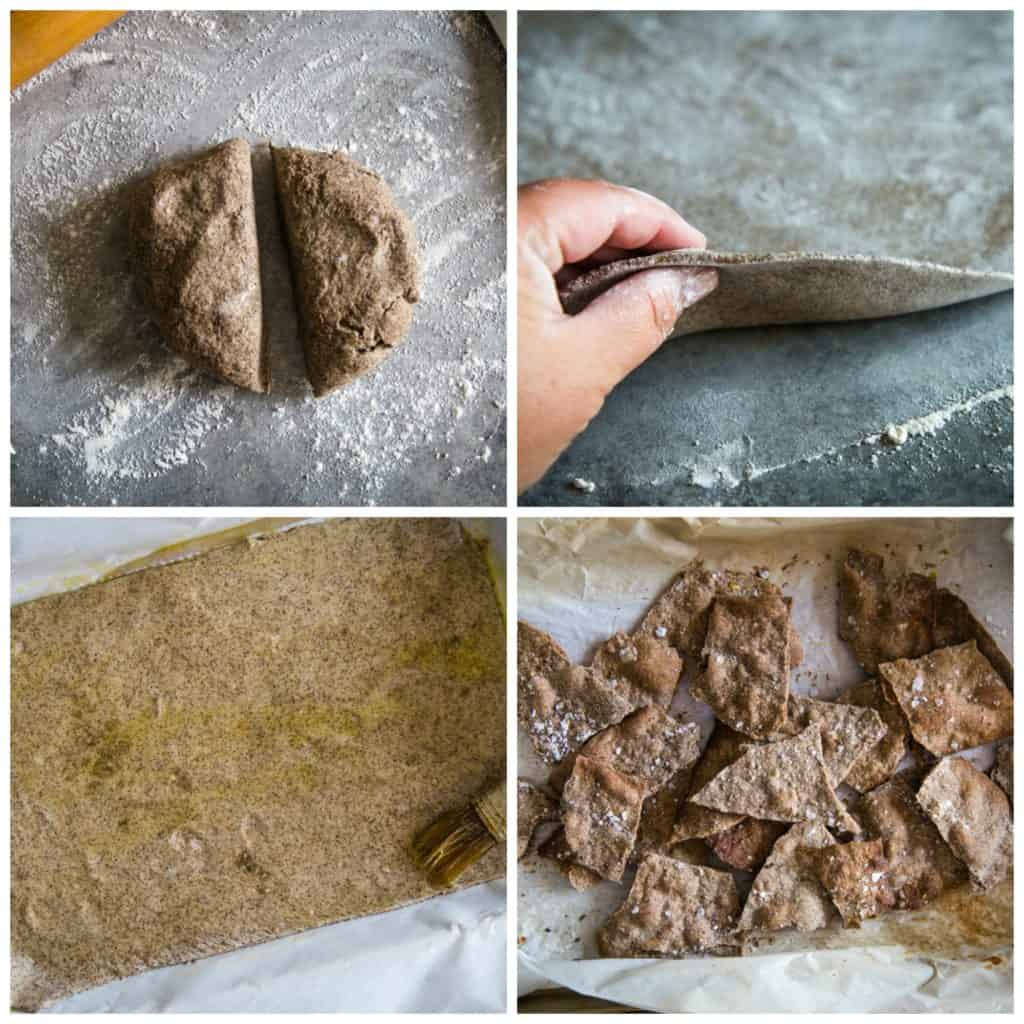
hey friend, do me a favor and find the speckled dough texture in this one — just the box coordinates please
[131,139,268,392]
[559,251,1011,333]
[272,146,421,397]
[11,519,505,1010]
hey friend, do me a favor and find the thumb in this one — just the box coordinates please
[568,266,719,386]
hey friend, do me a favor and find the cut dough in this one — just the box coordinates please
[272,146,420,397]
[131,139,268,392]
[559,250,1013,336]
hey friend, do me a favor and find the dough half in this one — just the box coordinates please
[272,146,421,398]
[131,139,268,392]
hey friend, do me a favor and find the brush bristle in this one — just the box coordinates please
[410,805,497,888]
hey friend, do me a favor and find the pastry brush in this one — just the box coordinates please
[410,779,506,888]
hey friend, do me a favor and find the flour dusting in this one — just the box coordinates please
[12,11,506,506]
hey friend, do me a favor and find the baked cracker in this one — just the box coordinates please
[548,705,700,794]
[933,588,1013,687]
[691,594,792,739]
[991,742,1013,803]
[917,757,1013,893]
[738,821,837,934]
[591,631,685,709]
[537,828,603,891]
[517,621,635,764]
[706,817,788,873]
[879,640,1013,757]
[858,774,967,909]
[689,725,860,833]
[518,621,682,764]
[839,548,937,675]
[637,563,803,666]
[813,839,896,927]
[837,678,910,793]
[561,755,645,881]
[517,780,559,859]
[770,694,887,787]
[630,765,696,868]
[672,723,750,841]
[598,855,740,957]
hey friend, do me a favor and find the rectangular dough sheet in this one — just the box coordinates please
[11,519,506,1010]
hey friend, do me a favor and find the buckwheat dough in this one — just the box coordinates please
[559,250,1013,337]
[11,519,504,1011]
[272,146,421,398]
[131,138,268,392]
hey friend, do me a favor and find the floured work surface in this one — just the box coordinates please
[12,11,506,507]
[11,519,506,1010]
[518,518,1012,1012]
[519,12,1012,507]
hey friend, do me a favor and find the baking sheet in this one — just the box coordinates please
[517,517,1013,1013]
[11,517,507,1013]
[518,11,1012,507]
[12,10,506,507]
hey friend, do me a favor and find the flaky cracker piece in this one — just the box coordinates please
[813,839,896,927]
[917,757,1013,893]
[637,563,803,666]
[690,725,860,833]
[590,631,685,709]
[562,755,645,881]
[517,780,559,859]
[878,640,1013,757]
[672,723,750,841]
[991,742,1013,804]
[518,622,636,764]
[548,705,700,794]
[858,774,967,909]
[632,765,695,863]
[933,588,1013,687]
[770,694,887,787]
[537,828,603,891]
[738,822,837,934]
[518,621,682,764]
[707,818,788,873]
[837,678,911,793]
[691,594,792,739]
[598,855,740,957]
[839,548,937,675]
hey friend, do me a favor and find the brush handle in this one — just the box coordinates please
[472,779,506,842]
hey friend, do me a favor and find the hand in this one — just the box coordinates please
[517,178,718,492]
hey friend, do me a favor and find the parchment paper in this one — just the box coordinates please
[12,11,506,507]
[517,517,1012,1013]
[12,517,507,1013]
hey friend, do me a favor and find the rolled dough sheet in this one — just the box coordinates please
[11,519,506,1010]
[560,250,1013,335]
